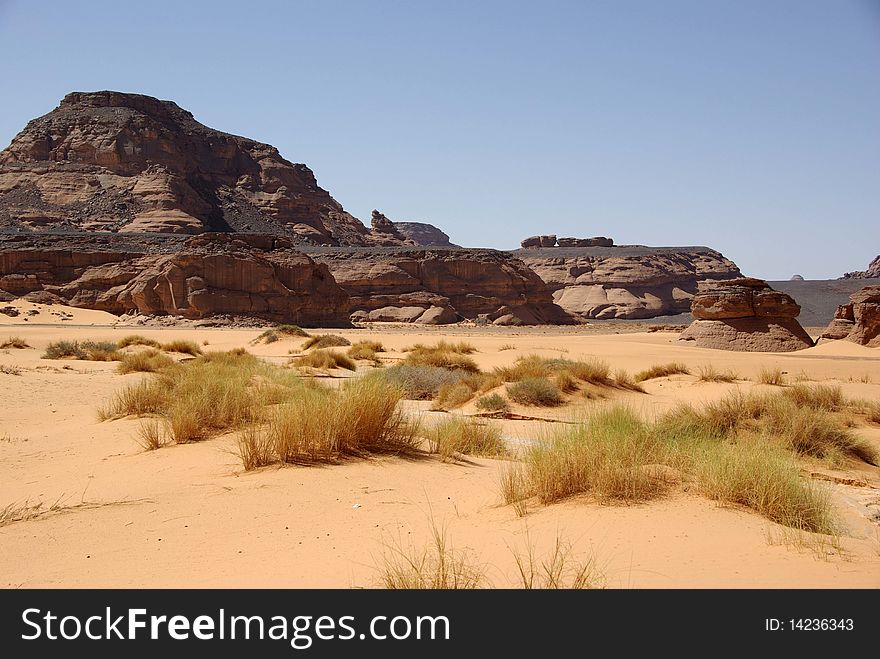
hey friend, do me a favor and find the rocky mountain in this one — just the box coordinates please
[0,91,408,246]
[517,246,741,320]
[843,255,880,280]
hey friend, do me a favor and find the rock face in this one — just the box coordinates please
[0,233,349,324]
[820,286,880,347]
[557,236,614,247]
[367,210,416,246]
[843,255,880,280]
[521,235,557,248]
[309,248,570,325]
[0,91,412,246]
[679,278,813,351]
[519,246,741,320]
[393,221,457,247]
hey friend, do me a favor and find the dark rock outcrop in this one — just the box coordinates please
[0,233,349,325]
[309,247,570,325]
[557,237,614,247]
[520,235,557,248]
[679,278,813,351]
[820,286,880,347]
[0,91,412,246]
[518,246,741,320]
[843,256,880,280]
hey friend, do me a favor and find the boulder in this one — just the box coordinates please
[680,279,813,352]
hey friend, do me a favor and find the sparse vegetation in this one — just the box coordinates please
[427,417,506,461]
[498,343,516,351]
[0,364,22,375]
[614,369,646,392]
[433,372,502,410]
[277,324,310,337]
[290,349,357,371]
[511,535,604,589]
[1,336,29,349]
[697,365,738,382]
[499,462,530,516]
[135,419,165,451]
[475,392,509,413]
[117,350,174,374]
[507,377,563,407]
[634,362,690,382]
[782,383,844,412]
[495,355,611,386]
[302,334,351,350]
[758,367,786,386]
[253,329,280,344]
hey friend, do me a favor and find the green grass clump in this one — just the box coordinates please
[634,362,690,382]
[290,349,357,371]
[507,377,563,407]
[276,324,310,337]
[43,340,121,361]
[427,417,507,461]
[302,334,351,350]
[117,350,175,374]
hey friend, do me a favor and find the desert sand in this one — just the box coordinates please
[1,301,879,588]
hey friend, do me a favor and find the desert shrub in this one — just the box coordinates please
[869,403,880,425]
[758,367,786,386]
[511,536,604,589]
[0,364,22,375]
[403,342,480,372]
[237,425,275,470]
[302,334,351,350]
[276,324,310,337]
[253,330,280,344]
[554,371,579,393]
[475,392,509,413]
[499,462,531,516]
[347,340,385,362]
[44,340,85,360]
[427,417,506,461]
[697,365,738,383]
[634,362,690,382]
[290,349,357,371]
[498,343,516,351]
[99,378,169,420]
[0,336,29,349]
[433,372,502,410]
[160,339,202,356]
[507,377,563,407]
[117,335,160,349]
[43,340,121,361]
[495,355,611,386]
[117,350,174,374]
[381,365,466,400]
[135,419,165,451]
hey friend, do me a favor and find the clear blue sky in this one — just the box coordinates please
[1,0,878,279]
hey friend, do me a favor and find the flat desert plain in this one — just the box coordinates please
[1,300,879,588]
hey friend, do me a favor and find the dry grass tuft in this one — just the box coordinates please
[427,417,507,461]
[135,419,165,450]
[499,462,531,517]
[402,342,480,372]
[290,349,357,371]
[511,535,604,589]
[782,383,844,411]
[381,365,466,400]
[378,523,484,589]
[1,336,29,349]
[507,377,563,407]
[495,354,611,386]
[43,340,121,361]
[117,335,160,349]
[160,339,202,356]
[697,365,738,382]
[277,324,310,337]
[614,369,646,392]
[253,329,280,344]
[433,372,502,410]
[634,362,690,382]
[347,340,385,363]
[758,367,786,386]
[0,364,22,376]
[302,334,351,350]
[117,350,174,374]
[498,343,516,351]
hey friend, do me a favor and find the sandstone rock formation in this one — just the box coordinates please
[519,246,741,320]
[393,221,457,247]
[820,286,880,347]
[843,255,880,280]
[557,236,614,247]
[0,91,410,246]
[679,278,813,351]
[0,233,349,325]
[309,248,570,325]
[521,235,557,248]
[790,274,804,281]
[366,210,416,246]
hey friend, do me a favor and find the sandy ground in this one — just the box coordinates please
[1,301,879,588]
